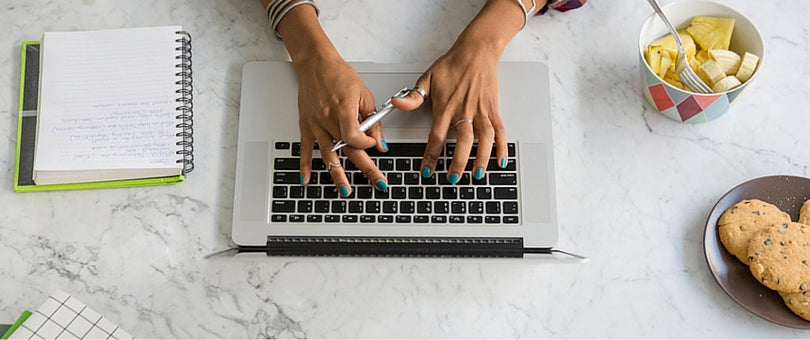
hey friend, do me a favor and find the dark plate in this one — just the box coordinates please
[704,175,810,329]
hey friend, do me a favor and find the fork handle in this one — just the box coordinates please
[646,0,687,51]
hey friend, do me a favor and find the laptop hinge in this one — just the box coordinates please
[264,236,526,258]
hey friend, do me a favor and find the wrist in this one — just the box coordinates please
[453,0,528,55]
[277,4,342,67]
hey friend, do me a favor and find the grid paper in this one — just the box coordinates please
[9,291,133,340]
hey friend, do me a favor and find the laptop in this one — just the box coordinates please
[230,61,581,259]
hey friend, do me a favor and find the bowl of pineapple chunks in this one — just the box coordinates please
[639,0,763,123]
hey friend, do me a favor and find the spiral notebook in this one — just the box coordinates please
[14,26,194,192]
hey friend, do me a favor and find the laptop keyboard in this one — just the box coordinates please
[270,141,519,225]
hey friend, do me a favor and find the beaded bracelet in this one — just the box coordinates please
[266,0,319,40]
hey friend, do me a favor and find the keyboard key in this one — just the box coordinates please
[467,216,483,224]
[477,187,492,199]
[460,187,475,199]
[297,201,313,213]
[378,216,394,223]
[487,158,516,171]
[312,159,325,170]
[414,216,429,223]
[360,215,376,223]
[374,189,390,199]
[494,187,518,199]
[458,173,471,185]
[320,172,334,185]
[442,187,458,199]
[376,143,427,157]
[349,201,363,213]
[408,187,423,199]
[404,172,420,185]
[396,215,411,223]
[271,200,295,213]
[449,216,464,223]
[272,186,287,198]
[383,201,398,214]
[324,186,338,198]
[425,187,441,199]
[379,158,394,171]
[307,215,322,223]
[485,216,501,224]
[289,186,304,198]
[271,214,287,222]
[292,142,301,156]
[486,201,501,214]
[345,160,358,171]
[391,186,407,199]
[490,173,517,185]
[314,200,330,213]
[331,201,346,213]
[324,215,340,223]
[353,173,369,185]
[306,186,322,198]
[274,158,299,170]
[387,172,403,185]
[366,201,381,213]
[342,215,358,223]
[400,201,415,213]
[468,201,484,214]
[357,186,373,198]
[503,201,519,214]
[273,172,300,184]
[274,142,290,150]
[451,201,466,214]
[396,159,411,171]
[434,201,449,214]
[508,143,516,157]
[417,202,432,213]
[504,216,519,223]
[411,158,422,171]
[431,216,447,223]
[289,215,305,222]
[421,175,436,185]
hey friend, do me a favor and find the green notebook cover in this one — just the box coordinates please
[14,41,191,192]
[1,311,31,339]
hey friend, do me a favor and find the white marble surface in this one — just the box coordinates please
[2,0,810,338]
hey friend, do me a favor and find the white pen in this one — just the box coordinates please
[331,87,411,152]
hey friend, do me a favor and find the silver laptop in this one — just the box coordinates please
[231,61,576,259]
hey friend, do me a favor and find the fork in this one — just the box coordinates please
[646,0,714,94]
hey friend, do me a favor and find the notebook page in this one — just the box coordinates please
[34,26,183,172]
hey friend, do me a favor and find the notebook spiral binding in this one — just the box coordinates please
[175,31,194,174]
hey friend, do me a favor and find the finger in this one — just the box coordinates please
[359,90,389,153]
[420,111,451,178]
[448,118,474,185]
[336,104,377,149]
[314,129,352,197]
[298,130,315,186]
[390,73,430,112]
[490,111,509,169]
[473,116,496,181]
[343,147,388,192]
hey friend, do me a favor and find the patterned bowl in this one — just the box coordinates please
[638,0,764,123]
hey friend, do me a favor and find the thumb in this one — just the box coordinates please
[391,75,430,112]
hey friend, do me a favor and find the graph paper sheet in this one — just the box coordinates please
[8,291,133,340]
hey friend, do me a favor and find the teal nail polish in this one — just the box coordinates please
[376,180,388,192]
[368,142,376,149]
[421,167,431,178]
[300,176,305,185]
[474,168,484,180]
[339,185,350,197]
[448,173,460,185]
[500,158,507,169]
[381,139,389,151]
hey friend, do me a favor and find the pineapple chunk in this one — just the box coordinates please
[650,30,697,61]
[687,16,735,50]
[663,70,685,90]
[646,45,664,75]
[698,59,726,86]
[735,51,760,83]
[658,52,673,78]
[695,49,710,65]
[709,49,742,75]
[712,75,742,92]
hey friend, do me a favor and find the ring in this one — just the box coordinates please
[412,87,427,98]
[327,162,342,172]
[454,119,473,128]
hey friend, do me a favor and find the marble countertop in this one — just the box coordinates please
[2,0,810,337]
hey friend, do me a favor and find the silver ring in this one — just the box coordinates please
[327,162,342,172]
[412,87,427,98]
[454,119,473,128]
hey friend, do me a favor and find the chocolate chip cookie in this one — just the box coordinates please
[780,290,810,321]
[717,199,791,264]
[748,222,810,293]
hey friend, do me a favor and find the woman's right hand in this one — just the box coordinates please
[292,55,390,197]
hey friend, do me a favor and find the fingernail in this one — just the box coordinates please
[368,142,376,149]
[421,167,432,178]
[394,91,408,99]
[500,158,507,169]
[339,185,350,197]
[376,180,388,192]
[474,168,484,180]
[448,173,460,185]
[300,176,306,185]
[381,139,389,151]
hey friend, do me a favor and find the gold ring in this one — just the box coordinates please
[454,119,473,128]
[327,162,342,172]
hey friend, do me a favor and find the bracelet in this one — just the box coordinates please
[266,0,319,40]
[514,0,537,30]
